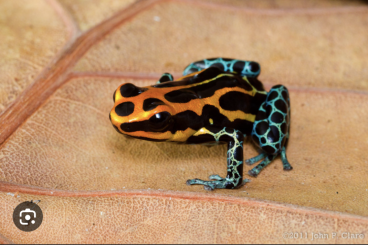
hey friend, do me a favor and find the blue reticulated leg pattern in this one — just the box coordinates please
[156,73,174,84]
[186,127,250,190]
[246,85,292,177]
[183,58,261,77]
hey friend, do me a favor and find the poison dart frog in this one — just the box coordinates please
[110,58,292,190]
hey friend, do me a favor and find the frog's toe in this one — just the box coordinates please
[248,169,259,177]
[284,165,293,171]
[186,177,236,190]
[186,178,198,185]
[280,146,293,171]
[245,153,267,165]
[203,185,215,191]
[234,178,251,188]
[209,174,224,180]
[245,159,254,165]
[243,178,251,184]
[186,178,216,190]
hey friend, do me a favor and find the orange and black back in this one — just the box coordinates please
[110,67,267,142]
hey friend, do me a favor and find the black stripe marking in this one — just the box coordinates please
[262,145,276,155]
[270,111,284,124]
[120,105,254,136]
[274,99,287,112]
[255,109,267,121]
[219,91,253,113]
[154,67,265,97]
[207,63,225,71]
[153,67,223,88]
[143,98,165,111]
[281,122,287,134]
[233,61,245,72]
[251,93,267,115]
[247,76,265,91]
[255,121,268,135]
[195,67,224,81]
[152,79,189,88]
[164,74,253,103]
[269,125,280,142]
[187,73,253,95]
[115,102,134,116]
[164,89,197,103]
[260,137,266,144]
[267,90,279,101]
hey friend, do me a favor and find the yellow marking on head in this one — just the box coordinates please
[170,128,197,142]
[194,127,213,136]
[209,118,213,125]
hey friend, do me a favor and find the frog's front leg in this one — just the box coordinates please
[246,85,292,177]
[186,127,250,191]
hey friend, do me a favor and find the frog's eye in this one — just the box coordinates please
[149,111,172,131]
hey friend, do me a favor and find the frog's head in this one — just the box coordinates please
[110,83,175,141]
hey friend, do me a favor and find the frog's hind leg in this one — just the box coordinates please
[183,58,261,77]
[186,126,250,190]
[246,85,292,177]
[156,73,174,84]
